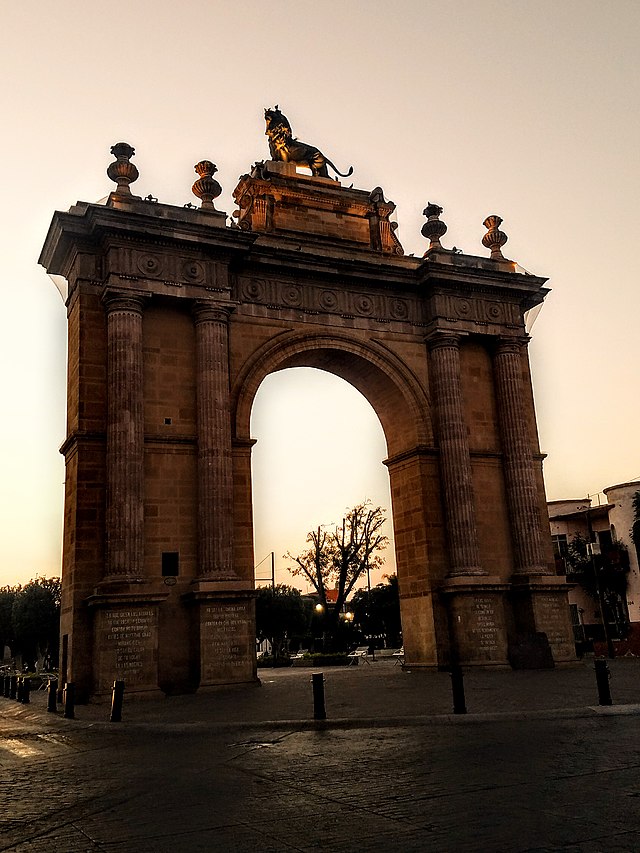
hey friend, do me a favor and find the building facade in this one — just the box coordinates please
[548,480,640,652]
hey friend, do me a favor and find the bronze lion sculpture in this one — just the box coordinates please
[264,106,353,179]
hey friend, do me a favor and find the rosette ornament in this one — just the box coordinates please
[482,215,508,260]
[421,202,447,254]
[192,161,222,210]
[107,143,139,196]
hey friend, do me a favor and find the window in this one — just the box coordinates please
[161,552,179,576]
[552,534,568,558]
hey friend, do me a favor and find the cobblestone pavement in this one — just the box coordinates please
[2,659,640,851]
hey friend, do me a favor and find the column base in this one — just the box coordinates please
[184,582,257,688]
[440,576,510,667]
[509,575,576,667]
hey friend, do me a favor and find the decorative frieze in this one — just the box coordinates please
[104,246,226,291]
[236,275,415,324]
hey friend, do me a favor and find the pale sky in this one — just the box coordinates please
[1,1,639,589]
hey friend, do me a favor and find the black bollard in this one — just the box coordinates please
[450,664,467,714]
[21,676,30,705]
[10,675,17,700]
[110,680,125,723]
[63,682,75,719]
[311,672,326,720]
[16,677,23,703]
[595,658,612,706]
[3,675,9,698]
[47,678,58,713]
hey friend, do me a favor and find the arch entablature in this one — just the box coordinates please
[231,329,433,458]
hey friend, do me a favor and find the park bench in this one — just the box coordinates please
[392,647,405,666]
[347,646,371,665]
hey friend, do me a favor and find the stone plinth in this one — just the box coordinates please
[88,592,168,696]
[233,162,404,254]
[509,576,576,665]
[186,581,257,687]
[440,577,510,667]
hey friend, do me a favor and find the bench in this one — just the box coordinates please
[392,647,405,666]
[347,646,371,665]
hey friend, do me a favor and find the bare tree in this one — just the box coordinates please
[286,502,388,629]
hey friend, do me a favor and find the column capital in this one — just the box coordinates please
[494,335,530,355]
[192,300,236,325]
[425,329,464,352]
[102,290,147,316]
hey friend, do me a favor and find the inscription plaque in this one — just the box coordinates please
[534,593,573,654]
[94,606,159,693]
[199,599,254,685]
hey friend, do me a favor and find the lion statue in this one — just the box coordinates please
[264,106,353,179]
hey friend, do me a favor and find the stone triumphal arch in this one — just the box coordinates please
[40,129,574,700]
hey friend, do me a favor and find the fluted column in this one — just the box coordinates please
[104,294,145,580]
[193,302,235,579]
[427,332,484,577]
[493,337,548,575]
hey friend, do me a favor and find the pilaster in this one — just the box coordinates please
[426,331,484,578]
[192,301,236,580]
[103,293,146,582]
[493,337,548,576]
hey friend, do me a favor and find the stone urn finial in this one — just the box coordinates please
[482,215,508,260]
[421,203,447,254]
[107,143,139,196]
[192,161,222,210]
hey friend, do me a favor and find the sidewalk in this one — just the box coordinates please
[4,656,640,730]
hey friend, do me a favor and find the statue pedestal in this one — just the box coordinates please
[440,577,510,667]
[185,581,257,688]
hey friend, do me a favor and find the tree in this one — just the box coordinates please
[255,584,310,661]
[352,574,401,648]
[565,534,629,639]
[0,585,19,657]
[11,577,61,670]
[631,491,640,563]
[285,502,388,634]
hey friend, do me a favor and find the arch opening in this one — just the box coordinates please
[250,366,396,592]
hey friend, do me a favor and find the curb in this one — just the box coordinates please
[3,698,640,734]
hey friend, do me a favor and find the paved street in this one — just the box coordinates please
[2,660,640,851]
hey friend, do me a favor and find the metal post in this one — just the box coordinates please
[10,674,17,700]
[16,677,23,703]
[21,676,30,705]
[110,680,125,722]
[450,664,467,714]
[311,672,326,720]
[63,682,75,719]
[366,560,376,661]
[47,678,58,713]
[594,658,612,706]
[3,675,9,697]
